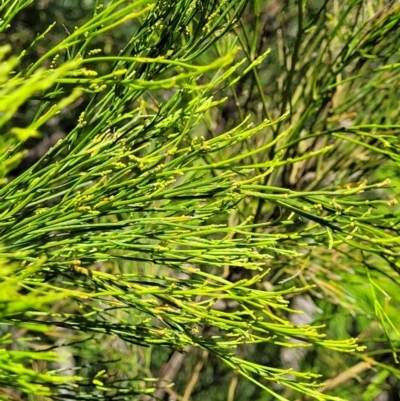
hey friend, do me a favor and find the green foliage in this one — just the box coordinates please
[0,257,84,398]
[0,1,399,400]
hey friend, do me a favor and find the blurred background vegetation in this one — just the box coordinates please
[1,1,400,400]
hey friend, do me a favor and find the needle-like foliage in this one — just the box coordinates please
[0,1,399,400]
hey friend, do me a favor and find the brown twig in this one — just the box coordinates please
[182,350,209,401]
[151,347,190,400]
[227,373,239,401]
[318,361,372,393]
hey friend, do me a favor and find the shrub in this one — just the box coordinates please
[1,1,399,400]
